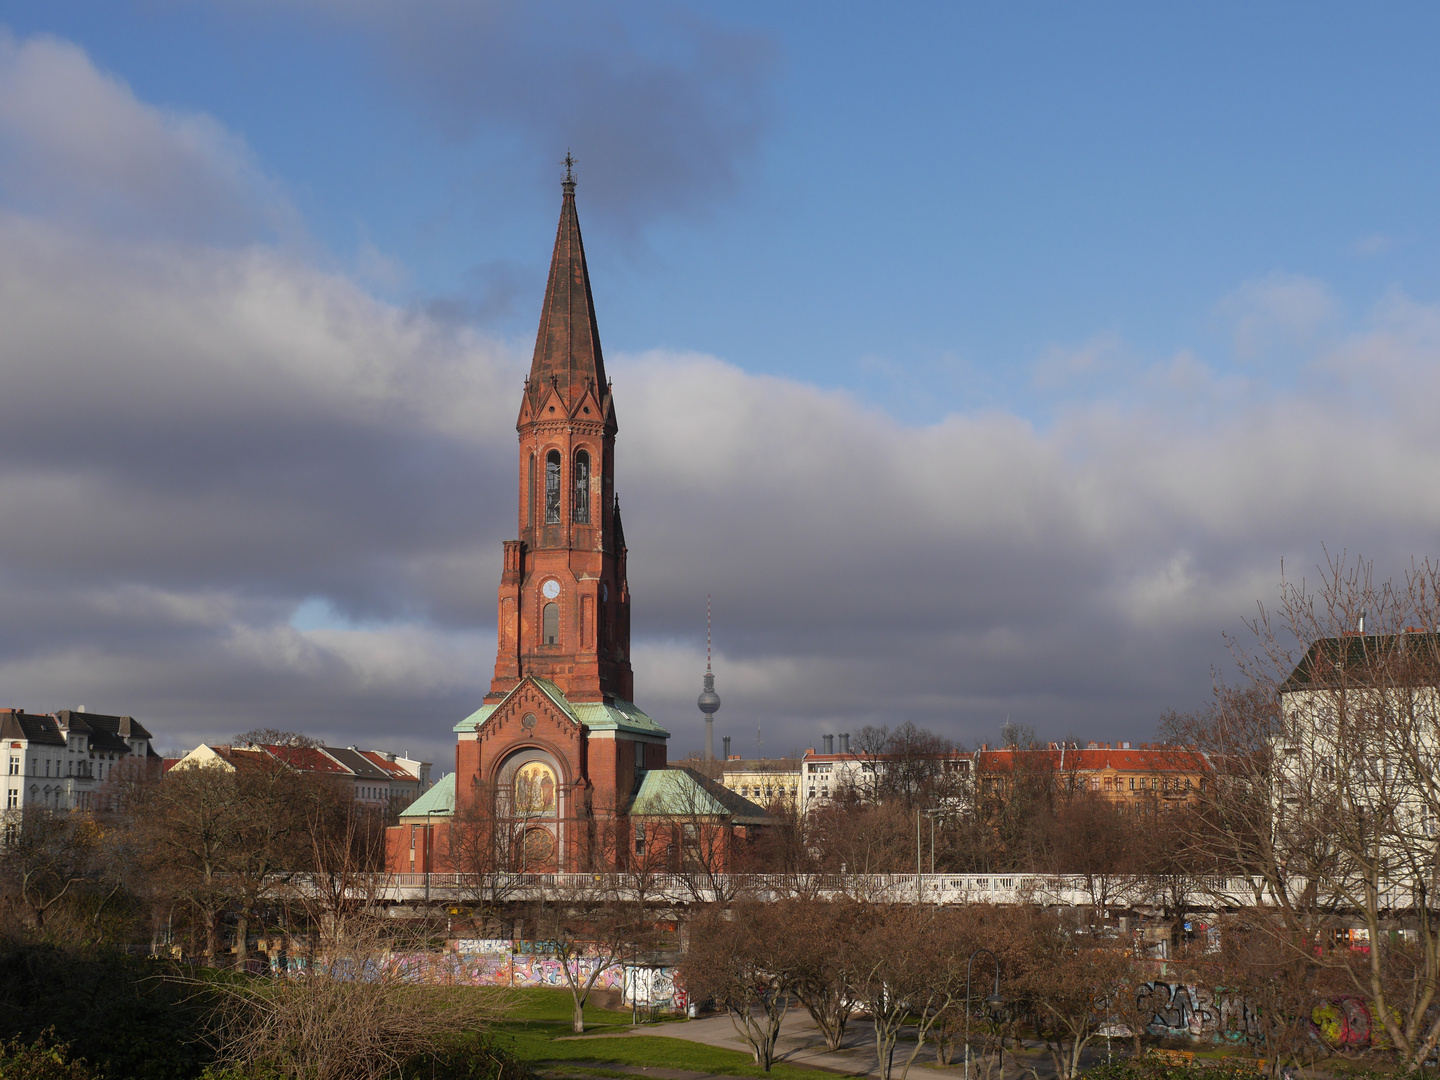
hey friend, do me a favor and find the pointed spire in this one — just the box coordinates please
[528,160,608,412]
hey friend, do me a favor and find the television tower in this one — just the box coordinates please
[697,596,721,761]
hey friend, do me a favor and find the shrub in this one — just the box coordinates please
[0,1032,102,1080]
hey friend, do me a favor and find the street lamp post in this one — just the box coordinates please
[922,808,943,874]
[425,808,443,905]
[964,948,1004,1080]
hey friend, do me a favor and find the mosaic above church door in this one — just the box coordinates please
[514,761,557,816]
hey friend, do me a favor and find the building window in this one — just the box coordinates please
[573,450,591,523]
[7,790,16,809]
[545,450,562,523]
[7,757,16,776]
[543,602,559,645]
[527,454,536,526]
[1128,776,1134,790]
[634,823,646,855]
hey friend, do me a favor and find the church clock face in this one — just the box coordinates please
[542,579,560,599]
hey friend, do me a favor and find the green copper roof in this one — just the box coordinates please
[453,703,498,733]
[630,767,770,826]
[397,772,455,821]
[452,678,669,738]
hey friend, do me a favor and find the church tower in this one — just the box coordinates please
[387,166,770,880]
[438,164,667,875]
[488,160,633,705]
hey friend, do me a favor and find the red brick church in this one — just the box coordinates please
[387,170,766,877]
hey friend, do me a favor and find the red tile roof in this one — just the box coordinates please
[976,747,1209,773]
[357,750,412,779]
[259,744,348,774]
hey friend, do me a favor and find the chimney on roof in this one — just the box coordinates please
[722,735,731,758]
[823,734,834,754]
[1121,741,1131,750]
[839,732,850,753]
[1359,611,1366,633]
[76,706,85,713]
[1087,741,1098,750]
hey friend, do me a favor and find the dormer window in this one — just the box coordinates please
[545,451,561,523]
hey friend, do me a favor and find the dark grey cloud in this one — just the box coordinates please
[280,0,774,237]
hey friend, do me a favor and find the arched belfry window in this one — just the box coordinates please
[542,602,559,645]
[573,450,591,523]
[544,450,561,524]
[527,454,535,527]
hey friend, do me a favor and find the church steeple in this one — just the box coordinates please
[490,167,632,705]
[522,154,613,426]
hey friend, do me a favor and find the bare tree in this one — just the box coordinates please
[138,764,244,961]
[774,898,869,1051]
[234,729,319,748]
[0,809,103,936]
[681,902,793,1072]
[1172,554,1440,1070]
[1048,787,1134,914]
[851,905,972,1080]
[1011,910,1132,1080]
[526,877,650,1033]
[295,782,390,942]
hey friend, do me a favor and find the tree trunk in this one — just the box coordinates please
[204,906,219,962]
[572,993,586,1034]
[234,909,250,969]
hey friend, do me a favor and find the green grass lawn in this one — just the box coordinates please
[489,989,856,1080]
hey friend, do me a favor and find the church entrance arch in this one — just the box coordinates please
[496,746,565,872]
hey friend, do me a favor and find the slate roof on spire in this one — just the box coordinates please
[527,175,610,415]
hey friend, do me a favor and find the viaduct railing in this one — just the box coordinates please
[371,872,1274,908]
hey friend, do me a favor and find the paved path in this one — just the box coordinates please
[568,1006,1059,1079]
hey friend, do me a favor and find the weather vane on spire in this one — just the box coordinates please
[562,151,576,184]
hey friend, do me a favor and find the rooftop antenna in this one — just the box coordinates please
[697,595,721,761]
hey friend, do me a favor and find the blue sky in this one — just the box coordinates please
[2,2,1440,762]
[16,3,1440,415]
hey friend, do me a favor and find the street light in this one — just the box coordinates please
[922,808,944,874]
[964,947,1004,1080]
[425,808,444,905]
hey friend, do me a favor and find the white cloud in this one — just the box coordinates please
[1217,272,1340,361]
[1032,331,1123,389]
[0,30,298,243]
[1352,233,1393,257]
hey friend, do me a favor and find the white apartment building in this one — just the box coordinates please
[1274,631,1440,891]
[0,708,158,813]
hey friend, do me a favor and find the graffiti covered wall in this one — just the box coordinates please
[379,949,625,991]
[1137,983,1263,1042]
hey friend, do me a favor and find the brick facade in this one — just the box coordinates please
[387,174,679,876]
